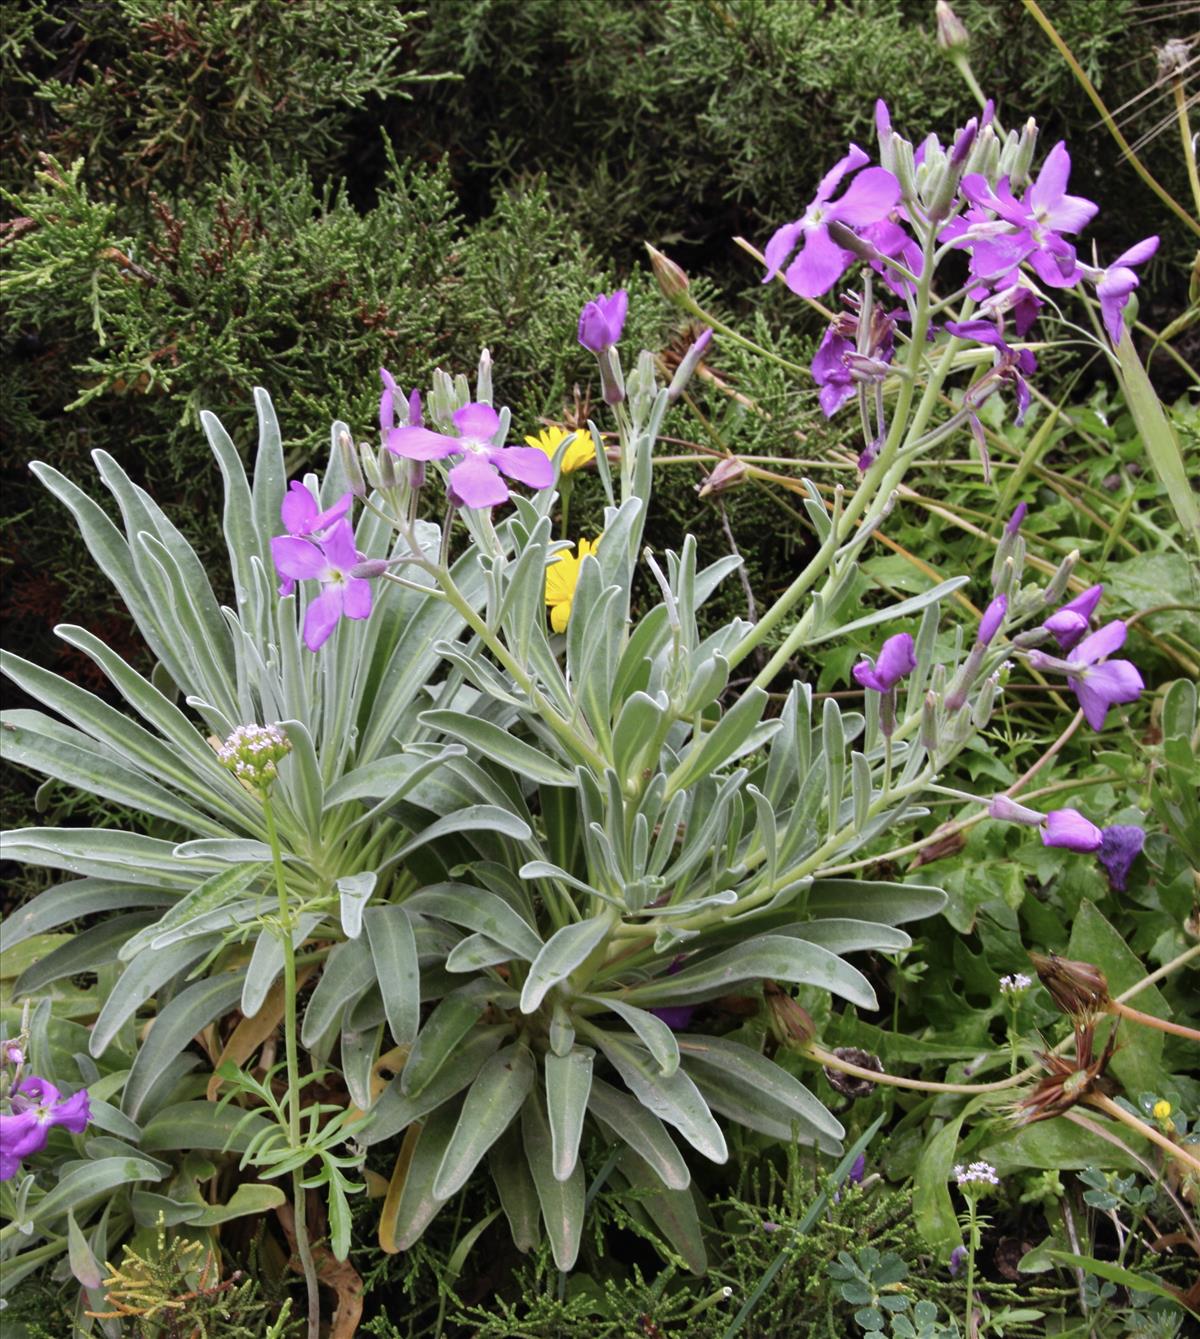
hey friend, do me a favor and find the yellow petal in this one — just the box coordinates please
[550,599,571,633]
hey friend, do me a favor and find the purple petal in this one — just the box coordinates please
[1070,620,1126,667]
[281,481,318,536]
[271,536,327,582]
[819,380,856,417]
[1042,808,1103,853]
[1005,503,1027,536]
[0,1109,48,1161]
[448,455,509,509]
[1096,825,1145,892]
[490,445,555,489]
[1044,610,1089,651]
[978,595,1007,647]
[1099,289,1130,345]
[49,1089,90,1134]
[763,220,805,282]
[1074,660,1144,730]
[303,588,344,651]
[945,319,1005,349]
[320,520,359,573]
[1060,584,1103,622]
[649,1005,696,1031]
[828,168,901,226]
[453,402,502,442]
[1112,236,1159,270]
[874,632,917,688]
[784,226,853,298]
[813,143,870,205]
[853,661,885,693]
[386,426,459,461]
[1028,143,1071,213]
[1043,193,1098,235]
[342,577,373,621]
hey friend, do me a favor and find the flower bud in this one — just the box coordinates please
[1028,951,1110,1019]
[1011,626,1050,650]
[978,594,1007,647]
[936,1,970,53]
[645,243,691,303]
[765,985,817,1048]
[668,327,714,403]
[476,346,493,406]
[378,446,398,490]
[359,442,381,490]
[697,454,747,498]
[972,671,1000,727]
[349,559,390,579]
[988,794,1043,826]
[827,220,883,262]
[598,346,626,406]
[339,429,366,499]
[892,136,920,208]
[921,691,939,753]
[1009,118,1040,192]
[1043,549,1079,606]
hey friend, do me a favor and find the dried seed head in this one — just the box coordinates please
[824,1047,884,1099]
[1028,951,1110,1020]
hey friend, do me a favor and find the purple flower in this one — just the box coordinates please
[275,483,351,596]
[271,519,374,651]
[385,402,553,510]
[578,290,628,354]
[853,632,917,693]
[1096,824,1145,892]
[811,326,856,417]
[944,319,1037,424]
[989,794,1043,826]
[1064,621,1144,731]
[1086,237,1159,345]
[978,595,1007,647]
[1043,584,1103,652]
[0,1076,91,1181]
[379,367,423,433]
[649,957,697,1032]
[949,1245,968,1277]
[763,146,901,298]
[958,143,1097,289]
[849,1153,866,1184]
[812,301,900,419]
[1042,808,1103,853]
[1005,503,1027,536]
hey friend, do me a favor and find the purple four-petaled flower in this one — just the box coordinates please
[1085,237,1159,345]
[1059,621,1144,731]
[385,402,553,510]
[271,519,375,652]
[276,483,351,597]
[0,1076,90,1181]
[853,632,917,693]
[763,145,901,298]
[1043,584,1103,652]
[578,290,629,354]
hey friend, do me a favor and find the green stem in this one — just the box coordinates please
[1174,76,1200,220]
[963,1200,978,1333]
[263,793,320,1339]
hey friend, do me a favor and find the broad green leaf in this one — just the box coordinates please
[778,919,912,955]
[589,1030,726,1164]
[1048,1252,1195,1313]
[388,805,532,866]
[612,691,668,789]
[591,998,679,1076]
[805,879,947,925]
[67,1210,105,1288]
[488,1123,541,1253]
[30,1156,164,1226]
[337,872,376,939]
[402,988,491,1097]
[191,1183,288,1227]
[615,1148,706,1276]
[365,906,420,1048]
[1,878,172,950]
[545,1047,594,1182]
[405,884,542,961]
[623,935,876,1011]
[301,937,375,1049]
[365,1026,507,1145]
[522,1088,585,1271]
[131,1190,205,1228]
[678,1035,842,1147]
[120,863,263,962]
[241,915,322,1018]
[418,710,574,785]
[2,827,198,885]
[433,1045,535,1200]
[665,687,772,797]
[588,1078,690,1190]
[90,936,219,1057]
[140,1100,274,1154]
[979,1120,1146,1176]
[123,974,245,1120]
[520,914,613,1014]
[13,915,155,996]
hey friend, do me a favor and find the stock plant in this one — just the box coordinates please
[3,76,1196,1339]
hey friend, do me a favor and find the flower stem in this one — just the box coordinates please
[1109,1000,1200,1043]
[1084,1092,1200,1176]
[262,793,320,1339]
[963,1199,979,1335]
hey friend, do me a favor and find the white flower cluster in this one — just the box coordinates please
[954,1160,1000,1187]
[999,972,1033,994]
[215,723,291,787]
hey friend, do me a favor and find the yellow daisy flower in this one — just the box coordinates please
[525,425,596,474]
[545,536,601,633]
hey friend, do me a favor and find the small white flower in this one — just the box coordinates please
[954,1160,1000,1187]
[999,972,1033,994]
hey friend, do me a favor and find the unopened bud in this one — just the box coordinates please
[972,671,999,727]
[765,984,817,1048]
[697,454,747,498]
[668,327,714,403]
[1009,118,1040,192]
[645,243,691,303]
[936,1,970,53]
[1043,549,1079,606]
[349,559,390,579]
[476,347,493,405]
[1028,951,1110,1020]
[599,346,626,407]
[921,691,939,753]
[339,430,366,498]
[1011,626,1050,650]
[378,447,398,490]
[359,442,381,490]
[989,794,1042,826]
[827,220,883,262]
[892,136,920,208]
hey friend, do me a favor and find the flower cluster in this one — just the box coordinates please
[953,1160,999,1188]
[1,1075,90,1181]
[215,722,291,788]
[999,973,1033,995]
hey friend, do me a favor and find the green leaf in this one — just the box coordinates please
[139,1101,274,1155]
[521,1088,585,1271]
[365,906,420,1049]
[614,1148,707,1276]
[386,1101,462,1250]
[665,687,772,797]
[337,872,376,939]
[1048,1251,1196,1314]
[778,918,912,955]
[90,935,219,1057]
[622,935,877,1011]
[123,974,245,1120]
[806,879,946,925]
[405,883,543,961]
[589,1029,726,1164]
[402,988,491,1097]
[30,1157,164,1226]
[545,1047,594,1182]
[301,937,375,1050]
[912,1098,987,1252]
[979,1121,1146,1176]
[588,1078,690,1190]
[419,710,575,785]
[520,914,613,1013]
[120,863,264,961]
[241,915,322,1018]
[1,878,172,950]
[388,805,533,865]
[365,1027,507,1145]
[591,998,679,1075]
[1067,899,1170,1095]
[432,1044,535,1200]
[804,578,970,646]
[190,1183,288,1227]
[13,914,155,995]
[488,1124,541,1253]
